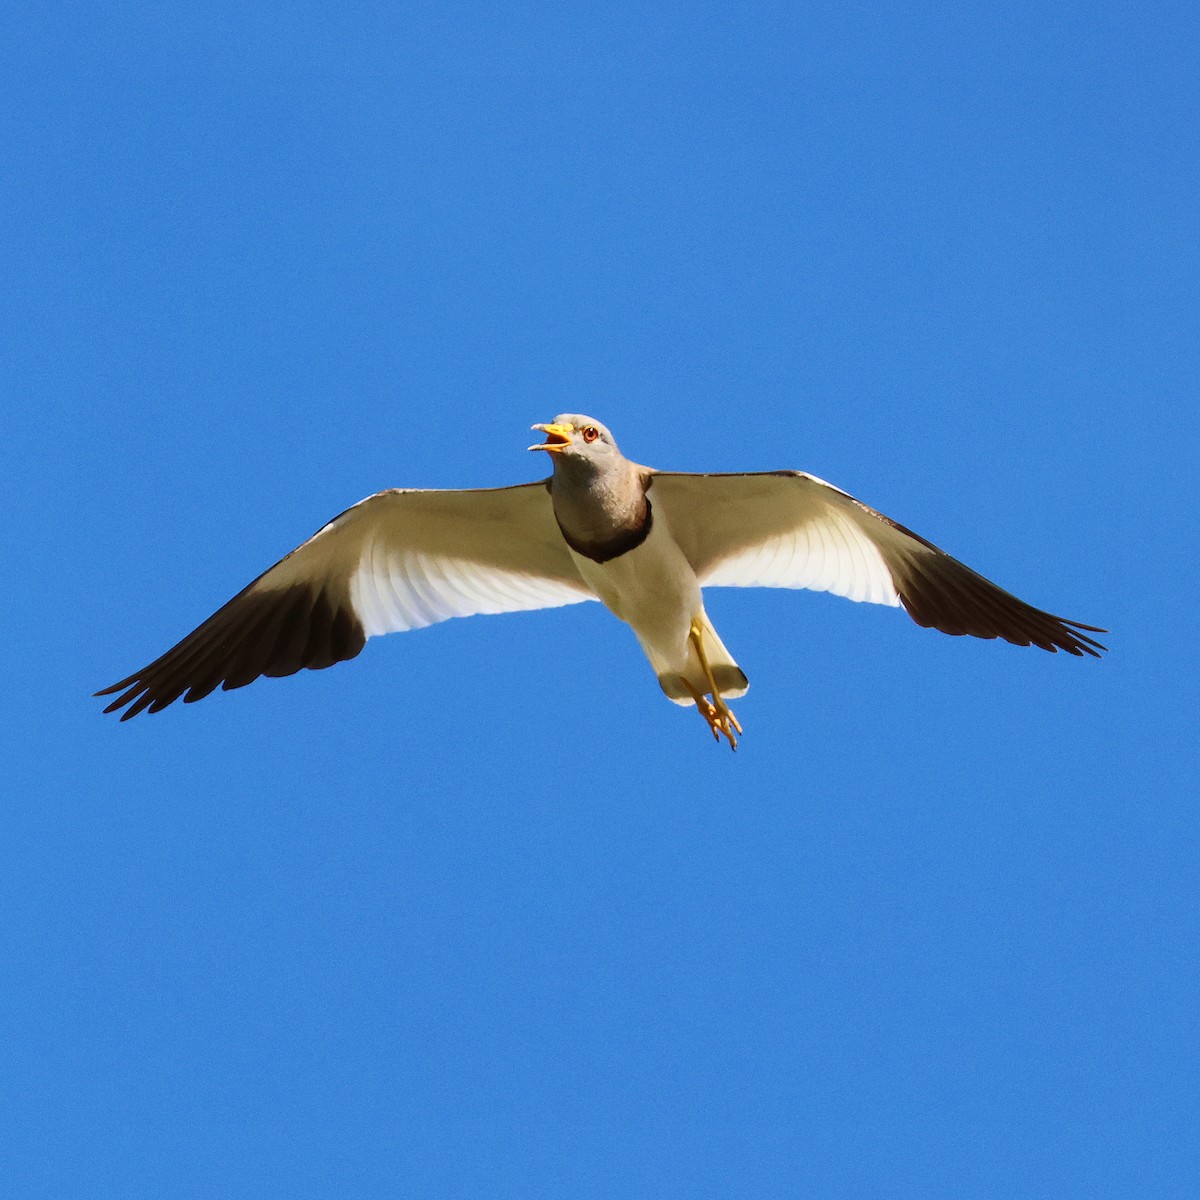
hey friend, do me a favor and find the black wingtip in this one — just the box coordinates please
[96,583,368,719]
[1059,619,1108,656]
[94,677,133,698]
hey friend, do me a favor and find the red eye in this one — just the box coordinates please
[582,426,600,443]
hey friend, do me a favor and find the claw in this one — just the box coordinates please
[692,691,736,748]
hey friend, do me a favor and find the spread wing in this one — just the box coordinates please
[649,471,1106,656]
[97,482,594,719]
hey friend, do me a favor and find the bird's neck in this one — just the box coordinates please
[549,462,650,559]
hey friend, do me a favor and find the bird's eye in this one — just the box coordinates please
[583,426,600,443]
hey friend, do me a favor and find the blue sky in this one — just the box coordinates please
[5,2,1196,1196]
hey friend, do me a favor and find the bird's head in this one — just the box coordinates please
[528,415,621,472]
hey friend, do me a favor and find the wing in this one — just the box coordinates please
[97,482,594,719]
[649,471,1106,656]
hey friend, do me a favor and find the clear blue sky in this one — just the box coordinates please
[5,3,1196,1196]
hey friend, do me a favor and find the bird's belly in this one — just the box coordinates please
[570,515,701,664]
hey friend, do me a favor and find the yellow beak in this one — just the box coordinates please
[528,422,574,453]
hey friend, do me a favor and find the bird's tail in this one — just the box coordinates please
[645,610,750,708]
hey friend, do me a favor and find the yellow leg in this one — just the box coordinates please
[687,619,742,750]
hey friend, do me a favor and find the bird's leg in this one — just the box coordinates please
[687,619,742,750]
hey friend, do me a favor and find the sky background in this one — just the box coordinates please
[4,2,1197,1196]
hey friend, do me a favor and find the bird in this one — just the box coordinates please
[97,415,1106,746]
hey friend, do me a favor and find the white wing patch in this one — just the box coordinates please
[700,501,901,606]
[350,538,593,637]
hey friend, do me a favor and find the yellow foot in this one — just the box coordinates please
[690,688,742,751]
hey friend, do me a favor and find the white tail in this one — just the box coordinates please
[641,610,750,707]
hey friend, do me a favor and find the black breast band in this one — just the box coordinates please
[557,500,654,564]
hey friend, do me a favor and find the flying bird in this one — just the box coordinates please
[97,416,1105,746]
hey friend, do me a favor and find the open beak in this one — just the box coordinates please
[528,422,574,453]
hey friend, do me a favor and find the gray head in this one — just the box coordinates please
[529,414,647,550]
[528,414,624,476]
